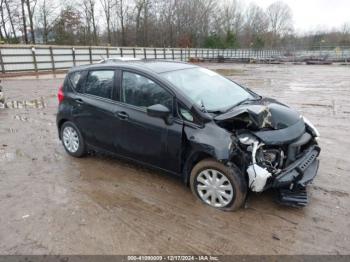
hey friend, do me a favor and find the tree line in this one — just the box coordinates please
[0,0,349,49]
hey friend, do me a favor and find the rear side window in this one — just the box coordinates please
[121,71,173,110]
[85,70,115,99]
[68,71,83,93]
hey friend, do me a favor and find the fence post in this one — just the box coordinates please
[120,47,123,57]
[72,47,76,67]
[154,48,157,59]
[172,49,175,60]
[106,47,110,58]
[31,46,38,73]
[180,49,183,61]
[0,48,5,74]
[143,48,147,59]
[89,47,92,64]
[49,46,55,73]
[133,48,136,58]
[163,48,166,59]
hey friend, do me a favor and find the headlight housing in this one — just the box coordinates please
[303,116,320,138]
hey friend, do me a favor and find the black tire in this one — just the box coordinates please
[60,121,86,157]
[190,158,247,211]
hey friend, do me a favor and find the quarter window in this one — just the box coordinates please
[85,70,115,99]
[179,106,194,122]
[68,71,83,93]
[121,71,173,110]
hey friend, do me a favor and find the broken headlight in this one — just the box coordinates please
[303,116,320,138]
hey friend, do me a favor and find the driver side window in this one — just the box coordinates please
[121,71,173,111]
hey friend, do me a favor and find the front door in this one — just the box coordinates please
[116,70,183,174]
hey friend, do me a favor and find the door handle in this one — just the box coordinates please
[116,111,129,120]
[74,98,84,105]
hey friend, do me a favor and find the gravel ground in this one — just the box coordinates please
[0,63,349,255]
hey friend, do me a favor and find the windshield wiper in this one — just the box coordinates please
[223,96,262,113]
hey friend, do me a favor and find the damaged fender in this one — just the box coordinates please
[182,122,243,183]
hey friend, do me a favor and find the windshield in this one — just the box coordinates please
[161,67,254,112]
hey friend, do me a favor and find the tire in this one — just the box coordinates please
[60,121,86,157]
[190,158,247,211]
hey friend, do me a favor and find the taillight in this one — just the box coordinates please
[58,84,64,104]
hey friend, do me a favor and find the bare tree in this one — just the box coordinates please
[243,3,268,47]
[3,0,18,42]
[0,0,9,40]
[219,0,243,36]
[266,1,293,47]
[100,0,114,44]
[115,0,130,46]
[82,0,98,45]
[12,0,350,50]
[89,0,98,45]
[159,0,177,47]
[134,0,144,45]
[36,0,57,43]
[25,0,37,43]
[52,4,83,45]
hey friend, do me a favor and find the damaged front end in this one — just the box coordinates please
[216,98,321,207]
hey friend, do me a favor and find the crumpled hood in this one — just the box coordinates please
[214,97,301,130]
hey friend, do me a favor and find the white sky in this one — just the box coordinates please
[244,0,350,33]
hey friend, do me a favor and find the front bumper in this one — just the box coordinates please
[273,145,320,189]
[272,144,320,207]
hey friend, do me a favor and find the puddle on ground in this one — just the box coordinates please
[4,97,46,109]
[214,68,245,76]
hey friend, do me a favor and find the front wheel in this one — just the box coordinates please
[190,159,247,211]
[60,121,86,157]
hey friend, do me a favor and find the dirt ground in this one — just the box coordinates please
[0,63,349,255]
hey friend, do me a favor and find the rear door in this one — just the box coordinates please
[73,69,122,152]
[116,70,183,173]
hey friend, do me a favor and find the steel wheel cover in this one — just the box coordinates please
[196,169,234,208]
[62,126,80,153]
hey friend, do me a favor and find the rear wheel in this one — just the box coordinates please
[190,159,247,211]
[60,121,86,157]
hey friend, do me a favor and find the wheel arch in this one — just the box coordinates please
[57,118,69,139]
[182,150,216,186]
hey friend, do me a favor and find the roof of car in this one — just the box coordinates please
[69,60,198,74]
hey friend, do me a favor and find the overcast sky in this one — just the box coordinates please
[245,0,350,33]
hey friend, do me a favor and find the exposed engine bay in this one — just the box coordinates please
[214,98,321,206]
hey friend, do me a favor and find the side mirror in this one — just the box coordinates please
[147,104,173,125]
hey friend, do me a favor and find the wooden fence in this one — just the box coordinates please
[0,45,283,74]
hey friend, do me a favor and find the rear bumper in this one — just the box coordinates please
[273,145,320,189]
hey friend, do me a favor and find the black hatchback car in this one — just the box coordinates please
[57,60,320,211]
